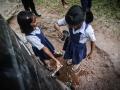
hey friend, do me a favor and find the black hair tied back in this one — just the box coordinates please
[17,11,34,35]
[65,5,85,25]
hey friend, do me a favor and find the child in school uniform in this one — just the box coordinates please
[54,5,96,71]
[17,11,62,70]
[62,8,94,53]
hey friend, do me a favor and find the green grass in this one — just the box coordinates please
[92,0,120,20]
[37,0,120,20]
[36,0,120,38]
[36,0,80,16]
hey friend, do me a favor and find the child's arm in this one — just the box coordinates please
[86,25,96,59]
[54,23,63,38]
[54,18,67,37]
[42,46,60,64]
[54,23,62,32]
[26,35,61,65]
[54,17,67,31]
[87,41,95,59]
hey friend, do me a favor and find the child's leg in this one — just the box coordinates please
[87,0,92,11]
[80,0,92,12]
[29,0,41,16]
[21,0,30,11]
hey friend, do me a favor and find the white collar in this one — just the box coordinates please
[72,22,86,34]
[30,27,41,35]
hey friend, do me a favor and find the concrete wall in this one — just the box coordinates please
[0,0,20,20]
[0,0,19,3]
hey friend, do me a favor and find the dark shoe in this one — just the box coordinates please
[33,11,41,17]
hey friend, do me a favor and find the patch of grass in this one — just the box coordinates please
[92,0,120,20]
[36,0,80,16]
[92,0,120,38]
[36,0,120,38]
[37,0,120,20]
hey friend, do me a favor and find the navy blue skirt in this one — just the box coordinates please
[32,37,55,61]
[64,42,87,64]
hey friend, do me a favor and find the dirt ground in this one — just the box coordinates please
[9,6,120,90]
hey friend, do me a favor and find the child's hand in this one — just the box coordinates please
[55,59,61,66]
[54,59,63,69]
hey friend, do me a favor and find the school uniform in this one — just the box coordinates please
[26,27,55,61]
[57,18,96,64]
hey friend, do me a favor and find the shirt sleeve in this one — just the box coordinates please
[57,17,67,26]
[86,25,96,42]
[26,35,44,50]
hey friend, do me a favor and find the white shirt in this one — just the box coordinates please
[26,27,44,50]
[57,18,96,43]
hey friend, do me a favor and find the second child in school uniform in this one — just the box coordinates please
[17,11,62,70]
[54,5,96,71]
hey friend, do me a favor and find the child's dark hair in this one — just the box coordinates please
[65,5,85,25]
[85,11,93,24]
[17,11,34,35]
